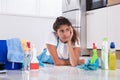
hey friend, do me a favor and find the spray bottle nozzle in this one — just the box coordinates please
[93,43,97,49]
[27,41,31,48]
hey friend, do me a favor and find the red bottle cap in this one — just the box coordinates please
[27,41,31,48]
[93,43,97,49]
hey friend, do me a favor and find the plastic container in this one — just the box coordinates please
[24,50,31,71]
[101,37,108,70]
[23,41,31,71]
[30,44,39,70]
[108,42,116,70]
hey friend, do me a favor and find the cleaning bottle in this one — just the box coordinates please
[108,42,116,70]
[24,41,31,71]
[30,44,39,70]
[101,37,108,70]
[91,43,98,64]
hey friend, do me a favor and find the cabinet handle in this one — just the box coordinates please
[67,0,70,5]
[86,12,94,15]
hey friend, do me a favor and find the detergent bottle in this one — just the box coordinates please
[30,44,39,70]
[101,37,108,70]
[108,42,116,70]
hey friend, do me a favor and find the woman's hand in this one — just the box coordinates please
[69,27,73,40]
[78,59,85,65]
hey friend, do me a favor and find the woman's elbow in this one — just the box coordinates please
[54,62,62,66]
[54,61,66,66]
[71,64,77,67]
[70,62,78,67]
[54,63,59,66]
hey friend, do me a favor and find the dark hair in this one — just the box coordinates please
[53,16,79,45]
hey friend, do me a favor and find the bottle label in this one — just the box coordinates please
[108,53,116,70]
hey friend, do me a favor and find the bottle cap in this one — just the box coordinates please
[110,42,115,48]
[27,41,31,48]
[93,43,97,49]
[103,37,108,42]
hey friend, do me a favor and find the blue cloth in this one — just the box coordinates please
[37,49,54,64]
[37,38,59,65]
[6,38,24,63]
[39,61,45,67]
[0,40,7,63]
[76,58,99,70]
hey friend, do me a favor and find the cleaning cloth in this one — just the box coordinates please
[77,43,99,70]
[6,38,24,63]
[76,58,99,70]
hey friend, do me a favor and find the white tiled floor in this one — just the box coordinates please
[0,62,120,80]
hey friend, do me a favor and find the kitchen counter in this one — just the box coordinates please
[0,62,120,80]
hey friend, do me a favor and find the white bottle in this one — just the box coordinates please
[30,44,39,70]
[101,37,108,70]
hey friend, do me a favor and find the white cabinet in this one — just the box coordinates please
[6,0,37,16]
[0,0,62,17]
[0,0,1,12]
[107,5,120,50]
[62,0,80,12]
[39,0,62,17]
[87,8,107,49]
[87,4,120,50]
[0,0,7,13]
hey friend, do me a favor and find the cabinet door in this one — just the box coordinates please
[68,0,80,11]
[107,5,120,50]
[39,0,62,17]
[0,0,7,13]
[62,0,68,12]
[62,0,80,12]
[0,0,1,12]
[6,0,37,16]
[62,10,81,27]
[86,8,107,49]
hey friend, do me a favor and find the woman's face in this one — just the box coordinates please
[56,25,71,43]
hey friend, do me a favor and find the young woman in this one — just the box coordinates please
[39,16,85,66]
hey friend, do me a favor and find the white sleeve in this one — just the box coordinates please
[46,32,58,46]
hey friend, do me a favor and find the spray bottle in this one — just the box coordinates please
[23,41,31,71]
[101,37,108,70]
[91,43,98,64]
[30,44,39,70]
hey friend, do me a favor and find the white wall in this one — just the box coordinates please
[0,0,62,54]
[0,14,55,53]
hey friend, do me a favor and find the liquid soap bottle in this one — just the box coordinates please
[108,42,116,70]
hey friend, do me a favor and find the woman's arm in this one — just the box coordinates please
[73,47,85,65]
[67,27,85,66]
[46,44,70,66]
[68,41,85,66]
[68,41,77,66]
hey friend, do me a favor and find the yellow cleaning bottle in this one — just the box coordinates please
[108,42,116,70]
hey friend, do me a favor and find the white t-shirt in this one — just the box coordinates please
[45,32,80,59]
